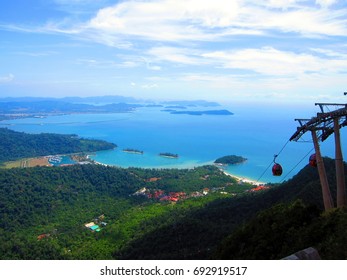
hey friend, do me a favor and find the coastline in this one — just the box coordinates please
[90,156,264,185]
[159,155,178,159]
[222,170,265,186]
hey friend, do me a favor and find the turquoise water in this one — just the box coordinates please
[1,103,345,183]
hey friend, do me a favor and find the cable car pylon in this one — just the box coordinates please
[333,118,346,207]
[290,95,347,211]
[316,103,347,208]
[311,128,334,210]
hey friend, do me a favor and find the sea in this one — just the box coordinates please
[1,102,346,183]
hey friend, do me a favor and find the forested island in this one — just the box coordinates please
[214,155,247,165]
[0,128,116,164]
[159,152,179,158]
[123,148,144,154]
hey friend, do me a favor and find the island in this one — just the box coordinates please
[122,148,144,154]
[214,155,247,165]
[159,152,179,158]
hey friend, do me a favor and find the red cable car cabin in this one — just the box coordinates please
[309,154,317,167]
[272,163,283,176]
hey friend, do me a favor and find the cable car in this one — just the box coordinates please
[309,154,317,167]
[272,163,283,176]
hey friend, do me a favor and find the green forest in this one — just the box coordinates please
[0,128,116,163]
[0,159,346,259]
[0,129,347,260]
[214,155,247,165]
[0,164,246,259]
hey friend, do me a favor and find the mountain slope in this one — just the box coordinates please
[214,201,347,260]
[117,158,345,259]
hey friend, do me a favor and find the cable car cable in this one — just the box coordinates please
[276,139,290,157]
[280,147,315,183]
[255,160,274,183]
[255,140,290,183]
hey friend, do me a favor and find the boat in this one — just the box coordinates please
[48,155,63,164]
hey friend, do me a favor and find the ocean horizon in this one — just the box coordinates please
[1,102,345,183]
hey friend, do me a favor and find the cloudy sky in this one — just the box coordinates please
[0,0,347,102]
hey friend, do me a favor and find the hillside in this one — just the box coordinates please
[0,138,346,259]
[116,158,346,259]
[214,201,347,260]
[0,164,242,259]
[212,158,347,260]
[0,128,116,163]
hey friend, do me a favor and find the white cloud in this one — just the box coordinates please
[147,46,205,65]
[146,45,347,78]
[2,0,347,102]
[77,57,143,68]
[141,83,159,89]
[147,65,161,71]
[315,0,337,8]
[118,61,139,68]
[82,0,347,45]
[310,47,347,58]
[261,8,346,36]
[3,0,347,45]
[0,73,14,83]
[260,0,304,8]
[202,47,347,76]
[87,0,230,41]
[175,70,347,102]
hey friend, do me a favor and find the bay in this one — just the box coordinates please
[1,102,345,183]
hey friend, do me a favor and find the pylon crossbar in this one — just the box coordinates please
[290,105,347,142]
[315,103,346,113]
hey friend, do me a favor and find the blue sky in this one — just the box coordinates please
[0,0,347,102]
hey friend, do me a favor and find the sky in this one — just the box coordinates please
[0,0,347,103]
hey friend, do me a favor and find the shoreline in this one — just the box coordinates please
[159,155,179,159]
[90,157,264,185]
[222,170,265,186]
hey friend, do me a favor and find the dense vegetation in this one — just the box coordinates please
[0,124,346,260]
[214,155,247,165]
[0,128,116,163]
[123,148,143,154]
[159,152,179,158]
[214,201,347,260]
[117,158,347,259]
[0,164,243,259]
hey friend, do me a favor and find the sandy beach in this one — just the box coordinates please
[222,170,265,186]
